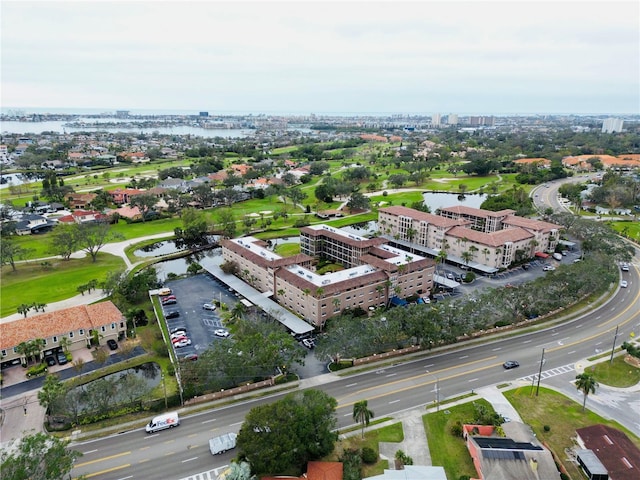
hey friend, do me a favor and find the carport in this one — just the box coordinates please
[203,264,314,335]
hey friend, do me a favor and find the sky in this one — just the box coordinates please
[1,0,639,115]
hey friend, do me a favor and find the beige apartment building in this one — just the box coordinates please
[221,225,435,329]
[378,205,561,271]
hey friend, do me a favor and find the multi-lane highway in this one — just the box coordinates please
[72,257,640,480]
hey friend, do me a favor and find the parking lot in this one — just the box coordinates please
[437,248,583,300]
[159,274,240,360]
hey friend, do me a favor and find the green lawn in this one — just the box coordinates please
[0,253,125,317]
[274,243,300,256]
[587,355,640,388]
[423,400,490,480]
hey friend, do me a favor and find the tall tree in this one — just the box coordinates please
[237,389,338,475]
[575,372,598,412]
[38,374,66,422]
[0,432,82,480]
[74,222,122,262]
[129,193,158,221]
[353,399,375,438]
[48,223,78,260]
[1,238,31,272]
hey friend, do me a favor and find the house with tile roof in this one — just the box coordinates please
[0,302,126,368]
[66,192,97,209]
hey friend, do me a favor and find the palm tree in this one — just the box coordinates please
[353,400,375,438]
[575,372,598,412]
[332,297,341,312]
[436,250,448,278]
[406,227,417,253]
[461,251,473,269]
[59,336,72,354]
[482,248,490,262]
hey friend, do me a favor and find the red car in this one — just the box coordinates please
[161,295,177,303]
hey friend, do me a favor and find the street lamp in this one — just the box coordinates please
[161,372,167,409]
[426,370,440,412]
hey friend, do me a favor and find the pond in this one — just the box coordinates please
[153,248,223,281]
[134,236,220,257]
[422,191,488,211]
[70,362,161,413]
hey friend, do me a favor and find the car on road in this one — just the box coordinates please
[174,339,192,348]
[214,329,229,337]
[203,303,217,311]
[44,355,56,367]
[620,280,628,288]
[165,311,180,319]
[621,263,629,272]
[503,360,519,369]
[542,265,556,271]
[56,351,68,365]
[107,339,118,350]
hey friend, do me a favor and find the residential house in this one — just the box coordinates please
[0,302,126,368]
[14,213,56,235]
[57,210,107,224]
[367,465,446,480]
[463,423,559,480]
[113,205,142,221]
[66,192,97,209]
[108,188,145,205]
[576,424,640,480]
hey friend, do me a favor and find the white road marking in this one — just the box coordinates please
[182,457,198,463]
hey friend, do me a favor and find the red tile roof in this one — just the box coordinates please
[0,302,124,350]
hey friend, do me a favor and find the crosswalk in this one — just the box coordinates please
[178,466,226,480]
[519,363,575,383]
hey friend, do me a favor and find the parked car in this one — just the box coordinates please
[161,299,177,306]
[621,280,628,288]
[158,288,172,296]
[161,295,177,302]
[503,360,519,369]
[174,339,192,348]
[214,329,229,337]
[56,351,68,365]
[165,311,180,319]
[181,353,198,361]
[203,303,217,311]
[171,335,189,343]
[107,339,118,350]
[302,338,315,349]
[44,355,56,367]
[170,332,190,340]
[542,265,556,271]
[170,327,187,335]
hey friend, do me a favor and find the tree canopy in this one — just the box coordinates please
[237,389,338,475]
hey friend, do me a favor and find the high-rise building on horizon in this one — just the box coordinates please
[431,113,441,127]
[447,113,459,125]
[602,117,624,133]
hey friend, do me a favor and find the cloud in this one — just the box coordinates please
[2,0,638,113]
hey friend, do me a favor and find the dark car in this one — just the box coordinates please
[503,360,519,369]
[165,311,180,319]
[161,299,177,306]
[44,355,56,367]
[107,339,118,351]
[56,351,68,365]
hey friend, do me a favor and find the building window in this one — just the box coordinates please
[1,349,6,357]
[53,336,58,343]
[13,347,18,354]
[101,326,106,333]
[120,322,124,329]
[79,329,84,335]
[69,332,74,338]
[111,323,116,330]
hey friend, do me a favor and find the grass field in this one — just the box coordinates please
[587,354,640,388]
[0,253,125,317]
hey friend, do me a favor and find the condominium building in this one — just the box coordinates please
[378,205,561,270]
[601,117,624,133]
[221,225,435,329]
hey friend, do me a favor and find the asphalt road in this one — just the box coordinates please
[71,258,640,479]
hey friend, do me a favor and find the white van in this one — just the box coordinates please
[145,412,180,433]
[552,253,563,261]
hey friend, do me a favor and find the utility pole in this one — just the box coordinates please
[610,325,619,365]
[536,348,545,397]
